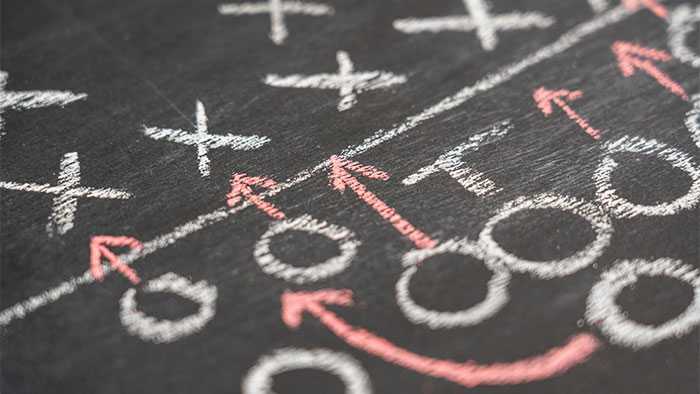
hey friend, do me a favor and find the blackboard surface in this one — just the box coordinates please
[1,0,699,393]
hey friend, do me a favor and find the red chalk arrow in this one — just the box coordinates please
[226,172,285,220]
[328,155,436,249]
[622,0,668,20]
[612,41,688,100]
[90,236,142,284]
[282,289,601,388]
[533,87,601,140]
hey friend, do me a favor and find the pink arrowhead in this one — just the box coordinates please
[622,0,668,20]
[281,289,354,329]
[533,87,583,116]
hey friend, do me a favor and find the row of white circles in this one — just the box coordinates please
[115,135,700,351]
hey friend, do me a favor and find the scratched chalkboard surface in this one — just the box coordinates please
[1,0,699,393]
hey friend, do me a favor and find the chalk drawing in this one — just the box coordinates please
[622,0,668,20]
[594,135,700,218]
[397,238,510,329]
[478,193,613,279]
[668,4,700,68]
[393,0,554,51]
[264,51,407,112]
[218,0,334,45]
[586,258,700,349]
[0,6,639,328]
[0,71,86,139]
[143,100,269,177]
[402,120,511,196]
[243,348,372,394]
[90,235,143,284]
[120,272,217,343]
[588,0,609,13]
[612,41,689,100]
[254,214,360,284]
[686,94,700,148]
[227,172,286,220]
[533,87,601,140]
[329,156,437,249]
[282,289,601,388]
[0,152,132,236]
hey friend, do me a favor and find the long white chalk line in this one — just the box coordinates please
[0,6,636,328]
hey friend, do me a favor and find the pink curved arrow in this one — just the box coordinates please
[282,289,601,388]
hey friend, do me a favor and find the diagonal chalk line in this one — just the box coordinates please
[0,6,635,328]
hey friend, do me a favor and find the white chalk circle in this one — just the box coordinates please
[586,258,700,349]
[478,193,613,279]
[396,239,510,329]
[120,272,217,343]
[242,348,372,394]
[668,4,700,68]
[594,135,700,218]
[254,214,360,284]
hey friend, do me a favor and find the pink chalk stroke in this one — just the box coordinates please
[534,87,602,140]
[227,172,285,220]
[89,235,143,284]
[612,41,688,100]
[329,155,437,249]
[282,289,602,388]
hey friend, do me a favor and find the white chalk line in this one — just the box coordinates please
[0,6,636,328]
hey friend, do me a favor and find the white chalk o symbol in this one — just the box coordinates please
[396,239,510,329]
[478,193,613,279]
[586,259,700,349]
[668,4,700,68]
[243,348,372,394]
[254,214,360,284]
[594,135,700,218]
[120,272,217,343]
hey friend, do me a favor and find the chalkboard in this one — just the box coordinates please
[1,0,699,393]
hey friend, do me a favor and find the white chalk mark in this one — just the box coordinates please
[594,135,700,218]
[479,193,613,279]
[0,152,132,236]
[120,272,217,343]
[668,4,700,68]
[264,51,407,112]
[0,71,86,139]
[686,94,700,149]
[243,348,372,394]
[402,120,512,196]
[588,0,610,13]
[393,0,555,51]
[254,215,360,284]
[586,258,700,349]
[143,100,270,177]
[217,0,334,45]
[397,238,510,329]
[0,6,637,328]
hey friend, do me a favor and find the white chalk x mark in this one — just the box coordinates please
[218,0,334,45]
[393,0,555,51]
[143,100,270,177]
[265,51,407,112]
[0,151,131,236]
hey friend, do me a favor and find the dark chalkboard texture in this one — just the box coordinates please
[1,0,699,393]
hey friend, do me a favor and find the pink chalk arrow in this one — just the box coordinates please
[533,87,601,140]
[282,289,602,388]
[329,155,436,249]
[226,172,285,220]
[612,41,688,100]
[90,235,142,284]
[622,0,668,20]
